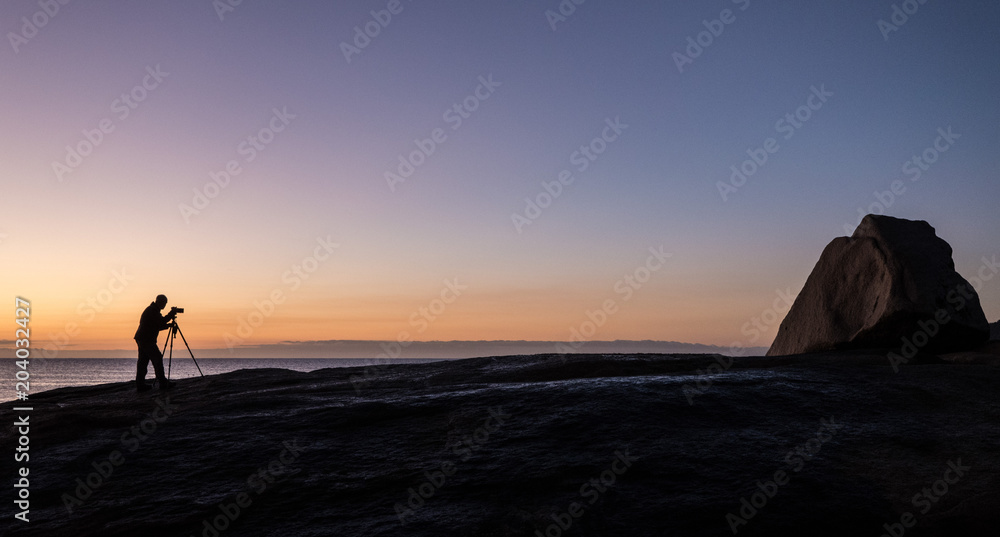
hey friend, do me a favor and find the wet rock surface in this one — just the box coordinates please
[2,352,999,536]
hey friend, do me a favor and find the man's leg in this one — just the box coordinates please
[150,346,168,383]
[141,340,174,389]
[136,341,152,390]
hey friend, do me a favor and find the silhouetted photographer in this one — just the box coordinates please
[134,294,179,392]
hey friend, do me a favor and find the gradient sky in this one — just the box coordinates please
[1,0,998,357]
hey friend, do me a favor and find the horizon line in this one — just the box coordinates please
[1,339,770,359]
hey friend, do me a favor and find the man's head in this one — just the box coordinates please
[155,295,168,310]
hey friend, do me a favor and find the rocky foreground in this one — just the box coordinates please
[3,351,1000,537]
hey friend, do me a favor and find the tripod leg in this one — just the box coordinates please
[161,329,173,381]
[174,324,204,377]
[161,331,171,362]
[167,327,173,380]
[168,325,175,380]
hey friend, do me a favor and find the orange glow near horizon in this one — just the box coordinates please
[5,235,997,357]
[10,280,783,354]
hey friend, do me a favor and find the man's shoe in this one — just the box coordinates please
[136,382,153,393]
[158,380,176,390]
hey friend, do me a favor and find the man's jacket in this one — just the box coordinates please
[134,302,170,343]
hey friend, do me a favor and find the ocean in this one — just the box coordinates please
[0,358,440,402]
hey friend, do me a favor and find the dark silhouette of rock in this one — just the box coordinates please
[992,320,1000,340]
[768,215,989,356]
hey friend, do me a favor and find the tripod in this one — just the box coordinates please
[161,321,204,379]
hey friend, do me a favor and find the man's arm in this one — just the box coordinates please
[157,309,178,331]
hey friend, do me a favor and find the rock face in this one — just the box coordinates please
[768,215,989,356]
[992,320,1000,341]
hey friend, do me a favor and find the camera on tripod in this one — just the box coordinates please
[161,307,203,378]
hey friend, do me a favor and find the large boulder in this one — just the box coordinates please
[768,215,990,356]
[991,320,1000,341]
